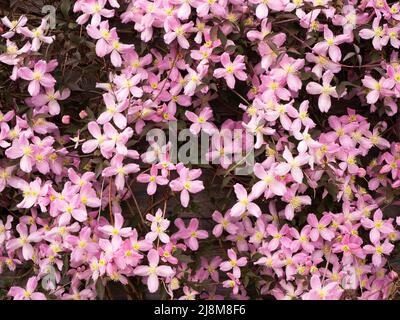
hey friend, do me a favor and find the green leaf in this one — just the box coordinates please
[95,280,106,300]
[60,0,71,19]
[217,29,227,47]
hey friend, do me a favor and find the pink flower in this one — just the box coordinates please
[5,135,35,173]
[81,121,112,157]
[97,93,129,129]
[306,71,338,112]
[275,147,310,184]
[212,210,238,237]
[102,155,140,191]
[230,183,261,218]
[114,73,143,100]
[158,243,178,265]
[86,21,113,56]
[1,15,27,39]
[249,0,284,20]
[19,18,54,51]
[58,199,88,225]
[31,88,70,115]
[77,0,115,26]
[313,27,350,62]
[271,54,304,92]
[66,227,98,263]
[362,75,394,104]
[213,53,247,89]
[361,209,394,243]
[137,165,169,195]
[146,209,170,244]
[0,215,13,244]
[169,164,204,207]
[363,240,394,267]
[134,249,174,293]
[13,177,48,210]
[266,224,290,251]
[283,187,312,220]
[6,223,42,260]
[252,163,286,198]
[98,212,132,245]
[173,218,208,251]
[8,277,46,300]
[222,272,241,295]
[219,249,247,277]
[380,152,400,179]
[18,60,56,96]
[185,107,217,135]
[302,275,343,300]
[0,40,31,65]
[164,19,194,49]
[307,213,335,241]
[179,286,199,300]
[195,0,227,17]
[359,16,389,50]
[332,234,365,263]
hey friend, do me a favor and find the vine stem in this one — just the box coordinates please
[125,179,146,225]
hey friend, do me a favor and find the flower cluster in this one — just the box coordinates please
[0,0,400,300]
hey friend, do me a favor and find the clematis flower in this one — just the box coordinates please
[195,0,227,17]
[102,155,140,191]
[251,163,286,198]
[302,275,343,300]
[114,73,143,100]
[306,71,338,112]
[185,107,217,135]
[158,243,178,265]
[146,209,170,244]
[8,277,46,300]
[137,165,169,196]
[363,240,394,267]
[213,53,247,89]
[359,16,389,51]
[283,187,312,220]
[77,0,115,26]
[271,54,305,92]
[222,272,241,295]
[13,177,48,209]
[66,227,98,263]
[169,164,204,207]
[134,249,174,293]
[1,15,27,38]
[6,223,42,260]
[0,215,13,244]
[313,27,351,62]
[249,0,285,20]
[164,19,194,49]
[82,122,112,157]
[307,213,335,241]
[0,40,31,66]
[361,209,394,243]
[98,212,132,245]
[230,183,261,218]
[97,93,129,129]
[31,88,70,115]
[219,249,247,277]
[19,18,54,51]
[173,218,208,251]
[212,210,238,237]
[18,60,56,96]
[362,75,394,104]
[275,147,310,184]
